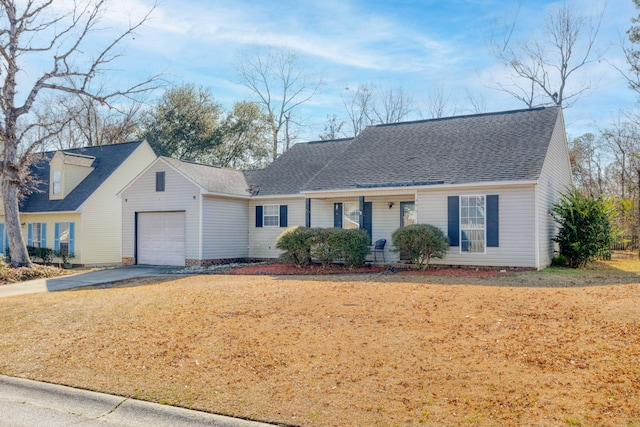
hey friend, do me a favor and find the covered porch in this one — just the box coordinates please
[301,188,421,263]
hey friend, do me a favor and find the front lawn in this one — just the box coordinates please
[0,257,639,426]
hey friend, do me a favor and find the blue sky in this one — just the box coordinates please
[102,0,638,141]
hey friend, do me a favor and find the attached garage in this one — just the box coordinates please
[136,211,186,266]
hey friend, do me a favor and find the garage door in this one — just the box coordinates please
[137,211,186,266]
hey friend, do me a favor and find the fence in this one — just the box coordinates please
[610,236,639,251]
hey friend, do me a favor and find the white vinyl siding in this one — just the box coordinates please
[536,111,573,268]
[202,197,249,259]
[249,198,305,258]
[121,159,201,263]
[81,142,156,265]
[417,186,536,268]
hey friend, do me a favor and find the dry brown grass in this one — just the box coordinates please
[1,258,639,426]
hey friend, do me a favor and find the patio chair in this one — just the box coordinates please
[372,239,386,263]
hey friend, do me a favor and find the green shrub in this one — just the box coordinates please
[332,229,370,268]
[275,226,315,267]
[27,246,55,265]
[310,228,342,268]
[551,188,615,268]
[391,224,449,270]
[551,254,568,267]
[277,227,372,269]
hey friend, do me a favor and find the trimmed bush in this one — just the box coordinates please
[310,228,342,268]
[277,227,372,269]
[27,246,55,265]
[391,224,449,270]
[551,188,615,268]
[275,226,315,267]
[333,229,370,268]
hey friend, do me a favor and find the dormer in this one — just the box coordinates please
[49,151,96,200]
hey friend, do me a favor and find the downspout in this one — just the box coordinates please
[198,193,203,262]
[534,183,540,270]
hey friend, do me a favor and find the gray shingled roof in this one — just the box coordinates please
[302,107,561,191]
[162,156,250,196]
[244,138,353,196]
[21,141,146,212]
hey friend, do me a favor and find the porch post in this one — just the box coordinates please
[305,198,311,228]
[359,196,365,231]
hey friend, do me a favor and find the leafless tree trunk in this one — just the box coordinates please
[342,83,415,136]
[40,95,143,150]
[371,83,414,124]
[488,1,604,108]
[0,0,159,267]
[236,47,322,160]
[342,85,373,137]
[465,90,488,114]
[423,86,457,119]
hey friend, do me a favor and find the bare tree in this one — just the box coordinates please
[616,0,640,95]
[40,94,143,150]
[236,47,322,160]
[342,85,374,137]
[0,0,159,267]
[465,89,488,114]
[423,86,458,119]
[319,114,345,141]
[342,82,415,137]
[489,1,604,108]
[569,132,606,196]
[371,83,414,124]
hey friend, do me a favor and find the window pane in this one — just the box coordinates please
[343,201,359,229]
[460,196,485,253]
[58,222,70,255]
[53,170,61,194]
[32,224,41,248]
[401,202,416,227]
[263,205,279,227]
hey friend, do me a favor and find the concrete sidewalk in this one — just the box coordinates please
[0,375,279,426]
[0,266,175,298]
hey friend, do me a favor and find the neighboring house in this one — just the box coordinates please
[121,107,572,269]
[0,140,156,265]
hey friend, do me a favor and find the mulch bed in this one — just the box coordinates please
[215,262,504,277]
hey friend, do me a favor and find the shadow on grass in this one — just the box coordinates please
[53,276,183,292]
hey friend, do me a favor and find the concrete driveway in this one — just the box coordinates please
[0,265,175,298]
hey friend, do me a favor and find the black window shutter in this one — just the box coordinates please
[305,198,311,227]
[487,195,499,247]
[255,205,263,228]
[156,171,165,192]
[447,196,459,246]
[334,203,343,228]
[279,205,288,227]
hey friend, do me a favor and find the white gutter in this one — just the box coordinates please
[302,180,538,197]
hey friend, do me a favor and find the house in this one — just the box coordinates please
[0,140,157,265]
[121,106,572,269]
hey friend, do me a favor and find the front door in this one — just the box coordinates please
[362,202,372,241]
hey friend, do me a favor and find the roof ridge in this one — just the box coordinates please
[41,140,144,155]
[370,106,558,129]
